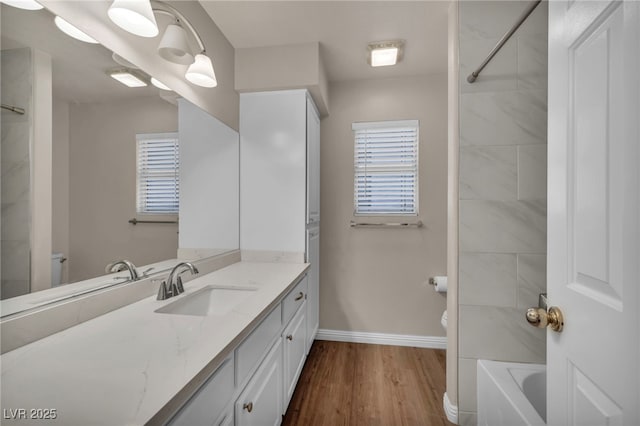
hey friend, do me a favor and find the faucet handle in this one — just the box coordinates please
[157,281,169,300]
[176,276,185,294]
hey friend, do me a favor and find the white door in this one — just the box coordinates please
[547,1,639,425]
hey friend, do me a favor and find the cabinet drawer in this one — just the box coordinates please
[168,356,234,426]
[282,276,307,326]
[236,305,282,387]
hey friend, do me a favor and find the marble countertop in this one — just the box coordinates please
[0,261,309,426]
[1,258,181,318]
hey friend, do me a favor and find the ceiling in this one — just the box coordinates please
[1,1,449,104]
[199,1,450,82]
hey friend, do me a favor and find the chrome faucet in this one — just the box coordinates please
[157,262,199,300]
[106,260,140,281]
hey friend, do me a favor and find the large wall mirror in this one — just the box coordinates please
[0,4,239,312]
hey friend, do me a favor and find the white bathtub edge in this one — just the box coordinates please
[477,360,546,426]
[443,392,459,424]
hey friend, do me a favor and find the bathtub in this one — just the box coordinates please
[477,360,546,426]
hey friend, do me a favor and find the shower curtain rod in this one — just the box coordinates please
[467,0,541,83]
[1,104,26,115]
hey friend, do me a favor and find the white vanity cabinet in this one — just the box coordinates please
[305,227,320,352]
[166,274,311,426]
[235,339,283,426]
[167,356,235,426]
[282,301,307,409]
[240,89,321,353]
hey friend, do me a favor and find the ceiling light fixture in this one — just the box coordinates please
[0,0,43,10]
[368,40,405,67]
[54,16,100,44]
[150,77,171,91]
[106,0,217,88]
[108,69,148,87]
[108,0,158,38]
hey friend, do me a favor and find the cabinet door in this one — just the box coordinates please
[306,96,321,225]
[236,339,283,426]
[168,357,234,426]
[240,91,307,253]
[306,227,320,352]
[282,301,307,410]
[217,410,233,426]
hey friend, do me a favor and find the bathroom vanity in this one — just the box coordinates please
[0,261,313,426]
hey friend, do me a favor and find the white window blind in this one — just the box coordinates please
[353,120,419,215]
[136,132,179,214]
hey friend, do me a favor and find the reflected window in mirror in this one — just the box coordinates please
[136,132,180,214]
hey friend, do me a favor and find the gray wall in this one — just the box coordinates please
[457,2,548,424]
[67,96,179,282]
[320,75,448,337]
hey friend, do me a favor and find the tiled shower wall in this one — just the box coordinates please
[457,2,548,424]
[1,48,32,299]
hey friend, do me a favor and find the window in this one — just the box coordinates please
[136,132,179,214]
[353,120,419,215]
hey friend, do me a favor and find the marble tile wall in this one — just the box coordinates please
[457,2,548,423]
[1,48,32,299]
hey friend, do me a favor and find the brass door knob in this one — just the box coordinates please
[526,306,564,332]
[243,402,253,413]
[286,334,293,341]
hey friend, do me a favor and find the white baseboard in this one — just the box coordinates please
[316,329,446,349]
[443,392,459,424]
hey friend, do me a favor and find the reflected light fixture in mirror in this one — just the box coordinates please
[107,0,217,88]
[108,0,158,37]
[112,52,139,69]
[109,69,148,87]
[151,77,171,91]
[0,0,42,10]
[54,16,99,44]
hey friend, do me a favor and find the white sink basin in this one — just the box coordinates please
[155,285,257,317]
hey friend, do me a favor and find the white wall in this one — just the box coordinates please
[178,99,239,252]
[68,96,178,282]
[456,2,548,424]
[320,75,448,337]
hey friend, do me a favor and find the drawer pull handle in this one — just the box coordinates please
[295,292,304,301]
[286,334,293,341]
[243,402,253,413]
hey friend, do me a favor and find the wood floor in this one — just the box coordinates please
[283,341,455,426]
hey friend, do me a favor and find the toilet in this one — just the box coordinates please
[51,253,64,287]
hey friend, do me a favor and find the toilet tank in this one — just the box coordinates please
[51,253,64,287]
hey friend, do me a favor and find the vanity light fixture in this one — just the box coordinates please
[54,16,99,44]
[185,53,217,88]
[108,69,148,87]
[0,0,43,10]
[108,0,158,38]
[157,23,194,65]
[150,77,171,91]
[107,0,217,88]
[368,40,405,67]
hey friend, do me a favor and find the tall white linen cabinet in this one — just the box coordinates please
[240,89,321,354]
